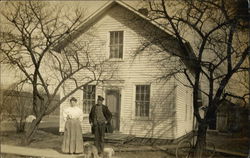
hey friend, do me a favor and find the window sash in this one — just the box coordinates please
[110,31,123,59]
[135,85,150,117]
[83,85,96,113]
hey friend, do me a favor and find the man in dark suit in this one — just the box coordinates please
[89,95,112,156]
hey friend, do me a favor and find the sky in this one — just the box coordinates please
[0,0,145,90]
[50,0,144,16]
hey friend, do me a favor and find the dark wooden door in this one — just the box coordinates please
[106,90,120,131]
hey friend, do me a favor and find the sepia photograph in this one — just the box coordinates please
[0,0,249,158]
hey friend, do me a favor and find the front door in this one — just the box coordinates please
[106,90,120,131]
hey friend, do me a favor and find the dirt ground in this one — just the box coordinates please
[207,131,249,155]
[0,127,249,158]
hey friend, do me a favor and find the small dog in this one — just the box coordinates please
[103,147,115,158]
[83,142,100,158]
[83,142,115,158]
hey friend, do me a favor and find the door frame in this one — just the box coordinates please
[105,88,121,131]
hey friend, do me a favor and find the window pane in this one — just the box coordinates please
[145,93,150,101]
[119,45,123,58]
[110,31,123,59]
[141,86,145,96]
[136,102,139,116]
[145,102,149,116]
[136,93,140,101]
[110,46,115,58]
[119,32,123,44]
[115,32,118,44]
[135,85,150,117]
[140,103,144,116]
[83,85,96,113]
[115,46,119,58]
[145,85,148,93]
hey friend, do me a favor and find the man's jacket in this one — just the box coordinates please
[89,104,112,125]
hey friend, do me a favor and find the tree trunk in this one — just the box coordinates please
[194,121,208,158]
[16,121,25,133]
[21,115,43,145]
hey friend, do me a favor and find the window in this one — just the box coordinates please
[135,85,150,117]
[109,31,123,59]
[83,85,96,113]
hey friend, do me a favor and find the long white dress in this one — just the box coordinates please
[62,106,84,154]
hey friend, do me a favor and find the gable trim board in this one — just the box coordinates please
[58,1,194,140]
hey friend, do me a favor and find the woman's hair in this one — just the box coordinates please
[70,97,77,102]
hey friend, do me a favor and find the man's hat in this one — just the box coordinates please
[70,97,77,102]
[97,95,104,101]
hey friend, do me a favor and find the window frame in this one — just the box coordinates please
[108,30,124,60]
[134,84,151,119]
[82,85,96,114]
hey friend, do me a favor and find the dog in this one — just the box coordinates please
[83,142,100,158]
[83,142,115,158]
[103,147,115,158]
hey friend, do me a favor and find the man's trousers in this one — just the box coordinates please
[93,122,106,154]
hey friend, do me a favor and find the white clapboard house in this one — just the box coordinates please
[58,1,194,140]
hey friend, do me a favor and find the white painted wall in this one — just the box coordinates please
[59,4,193,139]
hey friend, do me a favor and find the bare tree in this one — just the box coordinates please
[134,0,249,157]
[0,1,115,144]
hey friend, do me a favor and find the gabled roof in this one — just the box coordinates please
[53,0,196,71]
[53,0,177,51]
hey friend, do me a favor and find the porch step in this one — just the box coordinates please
[83,132,135,144]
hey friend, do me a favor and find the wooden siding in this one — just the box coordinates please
[175,72,194,138]
[59,5,190,139]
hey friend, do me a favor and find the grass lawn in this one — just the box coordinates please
[1,128,63,153]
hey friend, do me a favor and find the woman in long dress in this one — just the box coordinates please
[62,97,84,154]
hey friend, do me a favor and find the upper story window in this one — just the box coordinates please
[83,85,96,114]
[135,85,150,117]
[109,31,123,59]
